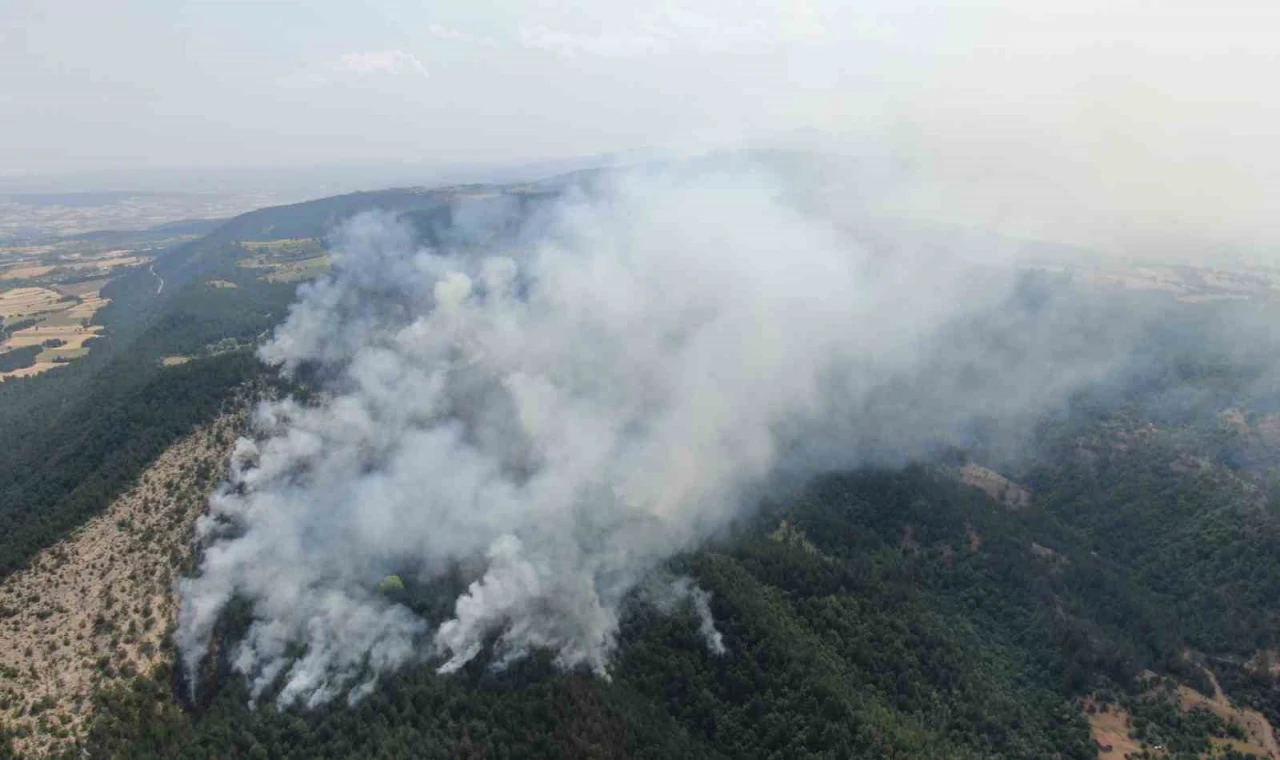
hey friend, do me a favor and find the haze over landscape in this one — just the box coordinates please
[5,0,1279,258]
[3,2,1280,759]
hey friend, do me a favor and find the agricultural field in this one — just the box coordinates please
[0,236,159,289]
[0,281,110,381]
[0,191,271,241]
[0,249,148,285]
[235,237,331,282]
[0,228,197,380]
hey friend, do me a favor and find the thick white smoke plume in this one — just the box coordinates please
[177,166,1137,707]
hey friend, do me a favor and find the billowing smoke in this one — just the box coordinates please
[177,165,1141,707]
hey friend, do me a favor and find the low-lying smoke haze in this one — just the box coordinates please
[177,165,1151,706]
[9,0,1280,752]
[7,1,1280,260]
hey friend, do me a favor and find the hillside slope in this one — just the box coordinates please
[0,409,245,757]
[5,164,1280,758]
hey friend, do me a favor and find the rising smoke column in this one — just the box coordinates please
[177,166,1138,707]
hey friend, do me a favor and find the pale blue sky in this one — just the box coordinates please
[6,0,1270,172]
[3,0,897,171]
[4,1,1279,257]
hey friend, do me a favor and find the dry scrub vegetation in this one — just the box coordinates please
[1178,668,1279,759]
[1084,697,1146,760]
[0,411,244,757]
[1085,668,1279,760]
[960,463,1031,509]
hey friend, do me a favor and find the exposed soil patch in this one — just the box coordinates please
[965,522,983,551]
[1178,668,1278,759]
[960,464,1031,509]
[1084,700,1147,760]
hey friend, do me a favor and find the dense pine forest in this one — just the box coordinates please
[73,401,1280,758]
[63,324,1280,758]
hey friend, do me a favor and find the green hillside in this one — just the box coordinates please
[4,176,1280,759]
[0,182,531,577]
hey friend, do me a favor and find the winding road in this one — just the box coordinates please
[149,264,164,296]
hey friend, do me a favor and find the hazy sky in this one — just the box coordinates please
[4,0,1278,257]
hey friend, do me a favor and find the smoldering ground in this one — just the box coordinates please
[176,161,1158,708]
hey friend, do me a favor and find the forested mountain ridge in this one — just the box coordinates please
[7,379,1279,758]
[3,170,1280,758]
[63,410,1280,759]
[0,180,532,578]
[0,410,247,758]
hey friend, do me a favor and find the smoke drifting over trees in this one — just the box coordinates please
[177,164,1147,707]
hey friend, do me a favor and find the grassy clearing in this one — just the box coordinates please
[1177,669,1278,758]
[238,254,331,283]
[1085,669,1280,759]
[239,238,322,252]
[265,255,330,282]
[235,238,331,283]
[1085,701,1147,760]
